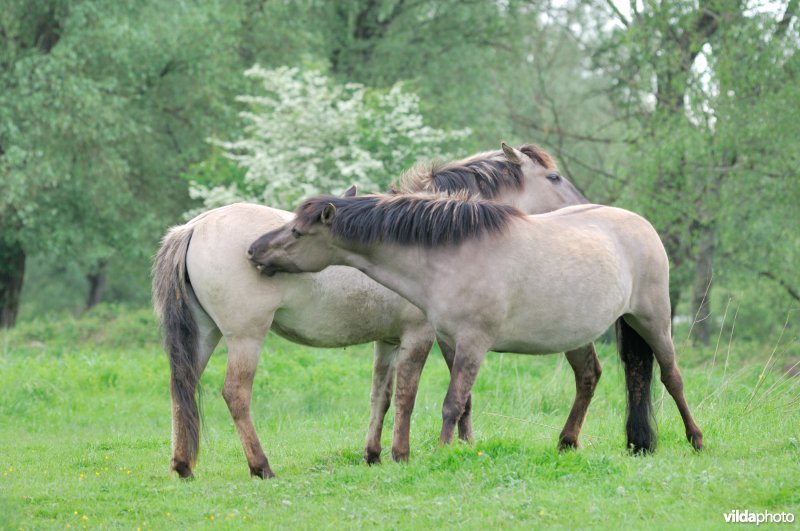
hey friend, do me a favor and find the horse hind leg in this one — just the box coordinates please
[171,302,220,478]
[558,343,602,451]
[440,340,474,442]
[625,315,704,450]
[652,335,703,450]
[364,341,397,465]
[223,337,274,478]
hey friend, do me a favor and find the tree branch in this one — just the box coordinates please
[604,0,630,27]
[508,111,631,144]
[759,271,800,303]
[776,0,798,39]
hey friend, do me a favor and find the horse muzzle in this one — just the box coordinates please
[256,264,278,277]
[247,245,277,276]
[249,254,279,276]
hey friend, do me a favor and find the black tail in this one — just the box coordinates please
[152,224,201,475]
[616,317,656,453]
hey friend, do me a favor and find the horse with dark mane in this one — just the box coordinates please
[249,149,704,455]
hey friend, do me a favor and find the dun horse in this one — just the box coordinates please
[152,144,588,478]
[249,145,704,455]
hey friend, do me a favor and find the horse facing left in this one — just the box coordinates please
[248,157,704,454]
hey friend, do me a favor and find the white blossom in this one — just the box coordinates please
[190,66,470,211]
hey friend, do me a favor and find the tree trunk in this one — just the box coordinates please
[85,260,108,310]
[328,0,406,79]
[0,240,26,328]
[690,224,716,346]
[659,231,688,321]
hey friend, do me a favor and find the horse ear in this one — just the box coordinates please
[342,184,357,198]
[321,203,337,225]
[501,142,524,165]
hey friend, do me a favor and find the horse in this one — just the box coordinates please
[152,143,589,478]
[248,147,705,455]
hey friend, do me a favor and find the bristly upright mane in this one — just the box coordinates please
[395,144,557,198]
[296,193,525,247]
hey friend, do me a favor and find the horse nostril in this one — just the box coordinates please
[247,246,255,259]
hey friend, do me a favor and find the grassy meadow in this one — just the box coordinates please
[0,305,798,529]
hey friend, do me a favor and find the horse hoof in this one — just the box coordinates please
[365,451,381,466]
[457,432,474,444]
[689,432,704,451]
[391,449,409,462]
[172,460,194,479]
[558,437,578,452]
[250,465,276,479]
[628,442,654,455]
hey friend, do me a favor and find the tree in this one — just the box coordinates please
[562,0,800,343]
[190,65,469,211]
[309,0,541,150]
[0,0,250,325]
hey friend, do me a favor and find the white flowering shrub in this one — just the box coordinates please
[189,66,470,211]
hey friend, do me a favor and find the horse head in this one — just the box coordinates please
[248,186,356,276]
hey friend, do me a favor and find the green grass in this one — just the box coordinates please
[1,306,798,529]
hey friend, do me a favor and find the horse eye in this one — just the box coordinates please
[546,173,561,183]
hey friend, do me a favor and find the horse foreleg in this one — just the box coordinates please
[364,341,397,465]
[390,333,433,462]
[440,339,489,445]
[558,344,602,451]
[222,339,274,478]
[440,340,474,443]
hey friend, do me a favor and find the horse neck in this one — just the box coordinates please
[335,243,431,312]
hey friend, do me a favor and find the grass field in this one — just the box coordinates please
[1,306,798,529]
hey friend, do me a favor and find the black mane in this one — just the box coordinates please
[296,193,524,247]
[395,144,558,198]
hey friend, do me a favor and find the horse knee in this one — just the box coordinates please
[222,384,249,419]
[442,400,463,425]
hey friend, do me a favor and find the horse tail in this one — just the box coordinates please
[616,317,656,453]
[152,223,202,476]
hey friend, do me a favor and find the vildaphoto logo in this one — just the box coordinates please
[724,509,795,525]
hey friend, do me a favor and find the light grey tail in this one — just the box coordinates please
[152,224,201,476]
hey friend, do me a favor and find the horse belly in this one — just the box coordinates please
[492,315,615,355]
[272,266,421,347]
[491,258,628,354]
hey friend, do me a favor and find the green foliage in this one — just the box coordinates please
[2,0,796,340]
[315,0,531,146]
[1,309,798,527]
[574,0,800,339]
[1,0,319,321]
[190,65,469,210]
